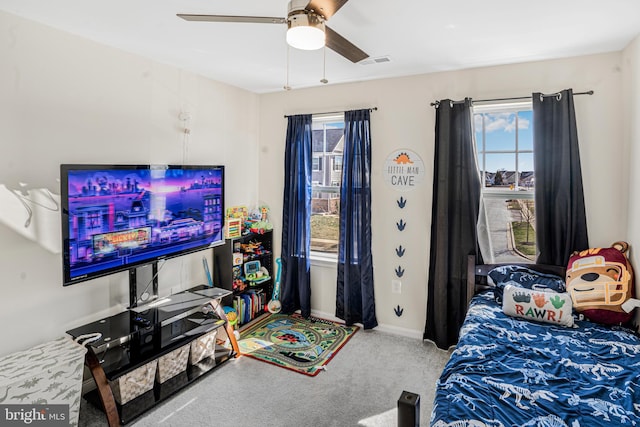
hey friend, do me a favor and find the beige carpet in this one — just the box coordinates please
[79,329,451,427]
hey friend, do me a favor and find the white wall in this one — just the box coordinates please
[623,35,640,311]
[0,9,633,353]
[0,11,261,355]
[259,52,627,337]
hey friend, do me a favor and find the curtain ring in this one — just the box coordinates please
[449,100,454,108]
[556,92,562,101]
[540,93,544,102]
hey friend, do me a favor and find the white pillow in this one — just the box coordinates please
[502,284,574,327]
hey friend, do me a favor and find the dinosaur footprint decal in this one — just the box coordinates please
[394,305,404,317]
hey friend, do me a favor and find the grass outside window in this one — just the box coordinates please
[311,214,340,252]
[512,221,536,258]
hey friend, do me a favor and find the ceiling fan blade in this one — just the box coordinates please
[305,0,349,20]
[325,26,368,63]
[177,14,286,24]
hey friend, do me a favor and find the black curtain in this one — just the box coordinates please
[424,99,481,349]
[336,109,377,329]
[281,114,312,317]
[533,89,589,266]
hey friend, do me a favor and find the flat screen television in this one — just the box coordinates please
[60,164,225,286]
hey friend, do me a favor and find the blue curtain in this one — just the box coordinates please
[281,114,312,317]
[336,109,377,329]
[533,89,589,266]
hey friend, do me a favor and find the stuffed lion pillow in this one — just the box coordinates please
[566,241,635,325]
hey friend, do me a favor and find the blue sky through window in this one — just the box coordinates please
[475,110,533,173]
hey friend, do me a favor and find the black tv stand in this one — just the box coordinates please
[67,286,239,426]
[128,262,159,309]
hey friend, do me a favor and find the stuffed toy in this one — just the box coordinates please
[566,241,635,325]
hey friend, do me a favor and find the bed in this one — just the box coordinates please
[430,256,640,427]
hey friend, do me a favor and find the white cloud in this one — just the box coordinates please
[478,112,530,133]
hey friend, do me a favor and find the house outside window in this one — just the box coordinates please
[311,115,344,255]
[474,102,536,263]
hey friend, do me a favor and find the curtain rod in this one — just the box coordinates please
[429,90,594,107]
[284,107,377,118]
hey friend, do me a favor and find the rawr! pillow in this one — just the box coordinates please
[502,285,574,327]
[488,265,566,303]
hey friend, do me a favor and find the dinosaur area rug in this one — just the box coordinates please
[238,313,358,376]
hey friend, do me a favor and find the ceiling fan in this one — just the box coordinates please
[177,0,369,63]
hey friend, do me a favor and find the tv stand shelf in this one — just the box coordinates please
[67,286,237,426]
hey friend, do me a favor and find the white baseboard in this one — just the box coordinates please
[310,309,424,340]
[374,323,424,340]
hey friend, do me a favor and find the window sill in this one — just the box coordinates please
[482,189,534,199]
[310,252,338,267]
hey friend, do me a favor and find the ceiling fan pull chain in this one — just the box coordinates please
[284,45,292,91]
[321,45,328,84]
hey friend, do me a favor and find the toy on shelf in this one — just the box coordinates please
[244,205,273,235]
[233,279,246,292]
[225,218,242,239]
[232,266,247,292]
[240,240,271,261]
[244,260,270,284]
[226,206,248,221]
[226,205,249,236]
[241,241,261,253]
[232,252,243,266]
[223,306,238,328]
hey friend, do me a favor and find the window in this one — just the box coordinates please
[312,156,322,171]
[474,102,536,263]
[310,115,344,255]
[333,155,343,172]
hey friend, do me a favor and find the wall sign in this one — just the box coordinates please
[383,149,425,191]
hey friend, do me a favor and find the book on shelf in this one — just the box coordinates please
[232,289,265,326]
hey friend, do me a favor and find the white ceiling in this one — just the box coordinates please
[1,0,640,94]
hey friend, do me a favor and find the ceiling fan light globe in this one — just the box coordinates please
[286,12,325,50]
[287,26,325,50]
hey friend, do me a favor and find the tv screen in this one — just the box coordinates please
[60,164,225,286]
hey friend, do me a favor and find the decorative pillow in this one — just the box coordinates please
[488,265,566,303]
[566,241,635,325]
[502,285,574,327]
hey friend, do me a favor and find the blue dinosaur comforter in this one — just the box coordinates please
[430,291,640,427]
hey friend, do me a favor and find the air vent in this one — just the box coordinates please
[360,55,391,65]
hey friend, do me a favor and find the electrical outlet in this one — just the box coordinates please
[392,279,402,294]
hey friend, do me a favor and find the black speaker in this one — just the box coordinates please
[397,390,420,427]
